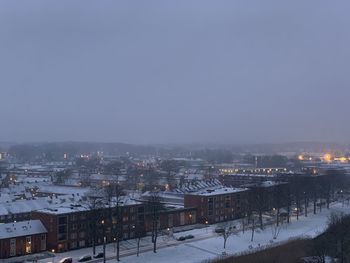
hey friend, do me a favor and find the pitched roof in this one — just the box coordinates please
[0,220,47,239]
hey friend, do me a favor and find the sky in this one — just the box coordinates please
[0,0,350,144]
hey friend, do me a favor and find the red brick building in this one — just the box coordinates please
[184,187,249,224]
[32,201,145,252]
[0,220,47,259]
[144,206,197,232]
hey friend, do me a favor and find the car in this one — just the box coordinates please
[58,258,73,263]
[214,227,225,234]
[185,234,194,239]
[93,253,104,259]
[177,236,186,241]
[78,255,92,262]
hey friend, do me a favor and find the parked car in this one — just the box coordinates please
[93,253,104,259]
[58,258,73,263]
[215,227,225,234]
[185,234,194,239]
[78,255,92,262]
[177,236,186,241]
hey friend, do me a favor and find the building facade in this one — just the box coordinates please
[184,188,249,224]
[32,202,145,253]
[0,220,47,259]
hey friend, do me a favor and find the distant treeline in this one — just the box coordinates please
[7,142,158,162]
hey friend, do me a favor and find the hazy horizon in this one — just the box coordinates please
[1,0,350,144]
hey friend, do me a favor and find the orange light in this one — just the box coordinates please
[323,153,332,162]
[298,155,304,161]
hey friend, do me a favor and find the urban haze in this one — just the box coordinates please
[1,0,350,144]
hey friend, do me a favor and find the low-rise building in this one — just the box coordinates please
[0,220,47,258]
[32,199,145,253]
[184,187,249,224]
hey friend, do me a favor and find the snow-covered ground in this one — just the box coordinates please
[38,202,350,263]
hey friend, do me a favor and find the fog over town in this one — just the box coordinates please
[1,1,350,263]
[1,0,350,144]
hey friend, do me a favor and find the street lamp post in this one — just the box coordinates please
[103,236,106,263]
[101,220,106,263]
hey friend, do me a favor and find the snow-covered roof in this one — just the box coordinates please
[0,220,47,239]
[244,180,287,188]
[188,187,248,196]
[36,195,141,215]
[37,185,90,196]
[4,198,51,214]
[139,191,184,206]
[36,205,89,215]
[0,193,12,203]
[0,204,9,216]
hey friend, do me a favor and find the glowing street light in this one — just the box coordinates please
[323,153,332,162]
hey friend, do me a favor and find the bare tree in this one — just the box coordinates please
[271,222,282,240]
[135,223,144,257]
[53,169,72,185]
[147,191,162,253]
[104,182,124,261]
[272,183,288,226]
[217,222,237,249]
[83,193,104,255]
[241,215,248,234]
[250,215,257,242]
[313,234,329,263]
[249,185,267,229]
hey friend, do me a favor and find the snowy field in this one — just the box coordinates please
[37,202,350,263]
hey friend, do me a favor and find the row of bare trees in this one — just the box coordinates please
[238,170,350,243]
[84,184,163,260]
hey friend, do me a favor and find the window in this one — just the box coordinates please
[58,216,67,225]
[79,240,85,247]
[58,225,67,233]
[168,214,174,227]
[180,212,185,225]
[208,197,214,216]
[70,233,77,239]
[41,234,46,251]
[25,236,31,254]
[79,231,85,238]
[10,238,16,256]
[70,241,77,249]
[225,196,231,208]
[58,233,67,241]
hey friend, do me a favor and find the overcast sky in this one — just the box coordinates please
[0,1,349,144]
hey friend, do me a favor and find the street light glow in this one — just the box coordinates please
[323,153,332,162]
